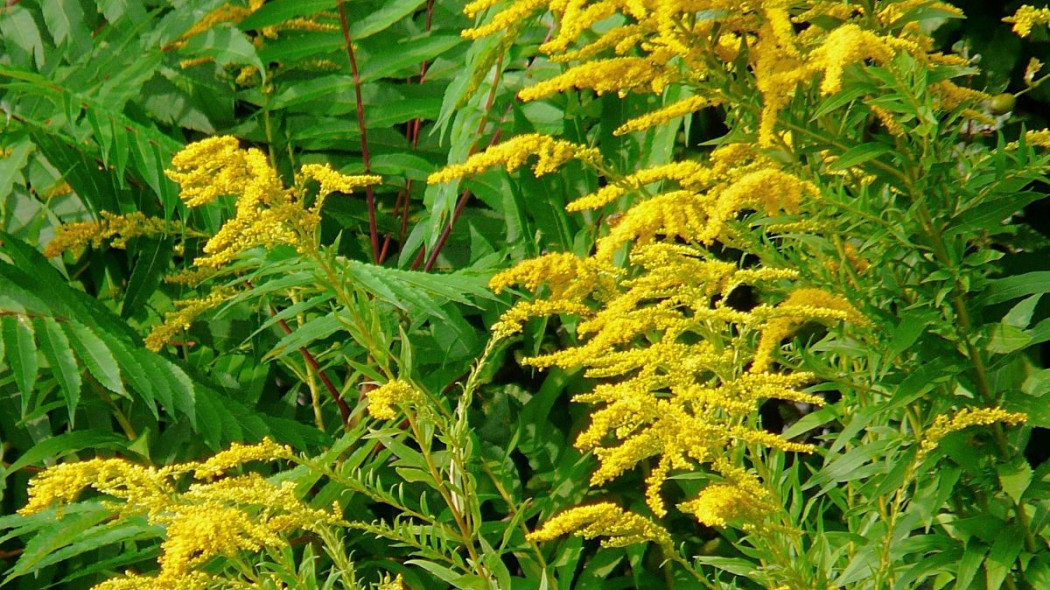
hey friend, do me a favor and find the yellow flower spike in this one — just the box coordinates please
[427,134,601,184]
[921,408,1028,453]
[1005,5,1050,38]
[298,164,381,199]
[166,137,376,269]
[1005,129,1050,150]
[547,24,646,63]
[192,438,293,479]
[43,212,185,258]
[517,58,672,101]
[527,502,672,549]
[462,0,550,39]
[614,95,716,136]
[568,160,716,212]
[145,288,235,352]
[489,252,620,300]
[490,299,592,340]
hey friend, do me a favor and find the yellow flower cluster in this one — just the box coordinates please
[591,155,818,259]
[920,408,1028,453]
[457,0,899,546]
[20,439,338,590]
[491,237,855,524]
[367,380,423,419]
[1005,5,1050,38]
[463,0,988,145]
[427,134,601,184]
[43,211,186,258]
[166,136,379,268]
[527,502,672,549]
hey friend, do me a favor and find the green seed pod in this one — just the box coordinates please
[987,93,1016,115]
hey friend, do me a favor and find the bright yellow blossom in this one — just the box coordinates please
[367,380,423,419]
[921,408,1028,453]
[20,440,338,590]
[1005,5,1050,38]
[527,502,672,549]
[427,134,601,184]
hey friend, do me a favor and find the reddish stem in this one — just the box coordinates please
[276,317,352,428]
[337,0,380,263]
[378,0,438,264]
[418,60,507,271]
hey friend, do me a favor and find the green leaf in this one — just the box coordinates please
[3,314,39,413]
[1003,294,1041,329]
[349,0,427,40]
[828,143,893,171]
[239,0,336,30]
[956,541,986,590]
[3,507,111,583]
[42,0,89,51]
[122,238,174,319]
[984,272,1050,305]
[34,317,82,423]
[997,458,1032,504]
[180,26,265,73]
[64,320,127,397]
[985,527,1024,590]
[951,191,1043,235]
[987,323,1032,355]
[0,6,44,67]
[6,430,129,473]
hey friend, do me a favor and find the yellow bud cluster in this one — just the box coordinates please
[921,408,1028,453]
[427,134,601,184]
[144,288,234,351]
[614,95,716,136]
[527,502,672,549]
[519,57,671,101]
[43,211,186,258]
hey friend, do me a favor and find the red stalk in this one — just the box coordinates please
[337,0,380,263]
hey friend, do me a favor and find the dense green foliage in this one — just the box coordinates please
[2,0,1050,589]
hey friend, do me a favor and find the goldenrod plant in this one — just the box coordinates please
[2,1,1050,589]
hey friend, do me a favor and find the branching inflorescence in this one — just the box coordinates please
[427,0,1023,546]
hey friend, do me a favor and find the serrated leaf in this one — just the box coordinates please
[985,528,1024,590]
[64,320,126,396]
[34,317,82,423]
[42,0,89,50]
[3,314,39,414]
[3,508,111,583]
[122,238,174,319]
[180,26,264,73]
